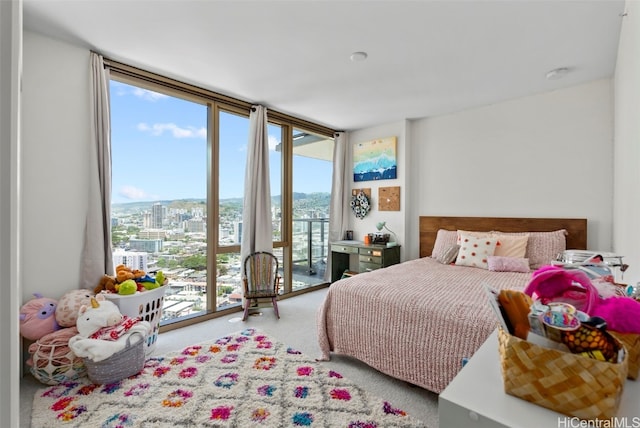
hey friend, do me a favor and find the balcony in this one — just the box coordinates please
[291,217,329,289]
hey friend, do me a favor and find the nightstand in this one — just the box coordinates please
[330,240,401,282]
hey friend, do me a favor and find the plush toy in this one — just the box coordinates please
[114,264,139,284]
[69,295,150,362]
[20,293,60,341]
[590,296,640,334]
[117,279,137,295]
[55,289,95,328]
[93,275,117,294]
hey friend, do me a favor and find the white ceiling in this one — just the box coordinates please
[23,0,625,131]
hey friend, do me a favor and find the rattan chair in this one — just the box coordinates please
[242,251,281,321]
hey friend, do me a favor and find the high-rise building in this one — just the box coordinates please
[129,239,163,253]
[138,229,166,240]
[234,221,243,244]
[152,203,165,229]
[142,212,152,228]
[186,218,205,233]
[113,250,148,271]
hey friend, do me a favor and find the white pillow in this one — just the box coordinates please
[494,234,529,258]
[455,234,498,269]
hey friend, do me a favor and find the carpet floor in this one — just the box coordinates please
[30,328,426,427]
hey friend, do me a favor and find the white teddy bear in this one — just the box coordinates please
[69,295,150,362]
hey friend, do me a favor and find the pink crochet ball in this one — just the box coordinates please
[19,293,60,341]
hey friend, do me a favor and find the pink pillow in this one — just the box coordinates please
[487,256,530,273]
[431,229,457,260]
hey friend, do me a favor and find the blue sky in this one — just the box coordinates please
[110,81,332,204]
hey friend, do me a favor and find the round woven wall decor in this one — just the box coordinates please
[350,190,370,219]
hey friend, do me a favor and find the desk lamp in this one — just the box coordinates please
[375,221,398,247]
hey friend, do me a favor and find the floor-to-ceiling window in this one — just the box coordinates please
[110,79,209,323]
[108,61,334,329]
[291,129,333,289]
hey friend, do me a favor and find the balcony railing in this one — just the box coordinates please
[291,217,329,281]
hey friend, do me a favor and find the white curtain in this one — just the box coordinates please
[240,105,273,274]
[324,132,350,281]
[80,52,114,289]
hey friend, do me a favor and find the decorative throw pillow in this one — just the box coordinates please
[493,234,529,258]
[487,256,530,273]
[493,230,567,269]
[456,230,492,245]
[435,244,460,265]
[431,229,458,260]
[455,235,498,269]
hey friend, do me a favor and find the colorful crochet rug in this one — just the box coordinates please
[31,328,425,427]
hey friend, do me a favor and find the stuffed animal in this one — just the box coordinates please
[69,295,150,362]
[55,289,95,328]
[20,293,60,341]
[74,295,124,337]
[115,264,136,284]
[93,275,117,294]
[117,279,137,295]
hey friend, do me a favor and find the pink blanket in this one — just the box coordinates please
[317,257,531,393]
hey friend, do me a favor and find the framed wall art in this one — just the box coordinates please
[353,136,397,182]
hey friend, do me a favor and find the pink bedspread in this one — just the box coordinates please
[316,257,531,393]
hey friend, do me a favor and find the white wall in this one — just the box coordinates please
[613,0,640,286]
[347,121,412,259]
[411,79,614,252]
[19,32,624,297]
[22,31,91,301]
[2,2,23,426]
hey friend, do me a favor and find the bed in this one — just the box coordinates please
[316,216,587,394]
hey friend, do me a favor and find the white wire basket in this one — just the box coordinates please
[101,285,166,354]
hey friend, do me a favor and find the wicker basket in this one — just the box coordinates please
[102,285,166,354]
[84,333,145,385]
[611,332,640,380]
[497,328,628,420]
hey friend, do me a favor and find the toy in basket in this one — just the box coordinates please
[92,268,167,354]
[101,284,166,354]
[69,295,150,384]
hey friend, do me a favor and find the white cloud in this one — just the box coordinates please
[132,88,169,101]
[119,185,157,201]
[137,122,206,139]
[238,135,280,152]
[268,135,280,151]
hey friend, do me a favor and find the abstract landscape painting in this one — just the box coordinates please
[353,136,397,182]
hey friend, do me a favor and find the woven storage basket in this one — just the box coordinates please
[497,328,628,420]
[84,333,145,385]
[29,339,86,385]
[610,332,640,380]
[102,285,166,354]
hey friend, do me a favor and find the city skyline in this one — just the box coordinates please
[110,81,333,204]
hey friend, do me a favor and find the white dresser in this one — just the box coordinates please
[439,330,640,428]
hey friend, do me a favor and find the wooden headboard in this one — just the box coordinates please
[419,216,587,258]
